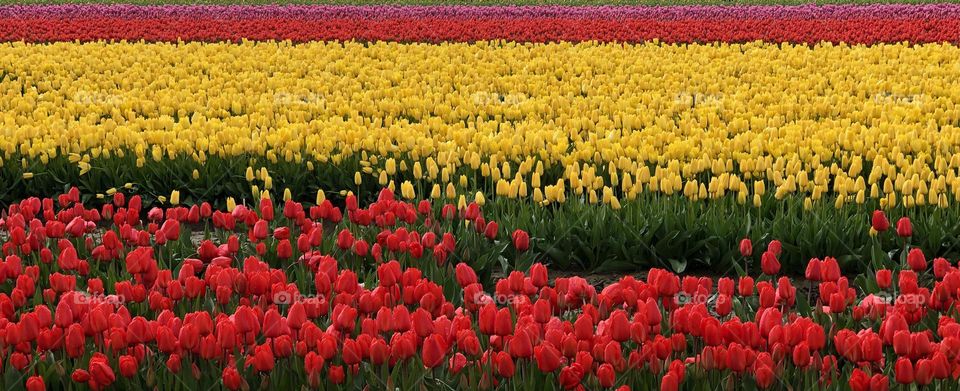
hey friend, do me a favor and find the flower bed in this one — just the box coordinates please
[0,187,958,390]
[1,5,959,43]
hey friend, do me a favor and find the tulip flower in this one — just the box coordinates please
[896,217,913,238]
[739,238,753,257]
[895,357,914,384]
[512,229,530,252]
[871,210,890,232]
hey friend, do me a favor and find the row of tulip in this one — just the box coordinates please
[2,17,957,44]
[4,4,959,19]
[0,187,959,390]
[4,41,960,211]
[1,4,959,43]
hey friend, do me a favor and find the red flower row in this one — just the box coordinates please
[2,186,960,390]
[1,17,958,44]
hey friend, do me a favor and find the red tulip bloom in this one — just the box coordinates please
[494,308,513,336]
[767,240,782,256]
[872,210,890,232]
[915,359,933,386]
[660,371,679,391]
[738,276,755,296]
[792,342,811,367]
[896,217,912,238]
[534,342,563,372]
[609,310,631,342]
[597,363,616,388]
[495,351,515,378]
[511,229,530,252]
[739,238,753,257]
[343,339,362,365]
[559,362,584,389]
[328,365,345,384]
[250,344,275,372]
[895,357,914,384]
[370,338,390,365]
[907,248,927,272]
[336,229,355,250]
[89,354,117,388]
[869,374,889,391]
[166,354,182,373]
[876,269,892,290]
[119,355,138,378]
[893,330,912,357]
[26,376,44,391]
[530,262,548,288]
[849,368,869,391]
[455,263,477,288]
[422,334,447,368]
[484,220,498,239]
[761,251,780,276]
[754,365,775,389]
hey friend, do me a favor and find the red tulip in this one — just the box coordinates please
[250,344,275,372]
[896,217,912,238]
[915,359,933,386]
[343,339,362,365]
[336,229,354,250]
[559,363,584,389]
[791,342,811,367]
[534,342,563,372]
[510,328,535,358]
[739,238,753,257]
[761,251,780,276]
[872,210,889,232]
[893,330,912,357]
[494,308,513,336]
[849,368,869,391]
[597,363,616,388]
[805,258,822,281]
[511,229,530,252]
[660,371,679,391]
[455,263,477,288]
[876,269,892,290]
[166,354,182,373]
[26,376,44,391]
[530,263,548,288]
[754,365,775,389]
[89,354,117,388]
[495,351,515,378]
[119,355,138,378]
[422,334,447,368]
[869,374,889,391]
[328,365,345,384]
[895,357,914,384]
[907,248,927,272]
[484,220,498,239]
[767,240,782,256]
[370,338,390,365]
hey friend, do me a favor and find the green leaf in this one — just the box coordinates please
[668,258,687,274]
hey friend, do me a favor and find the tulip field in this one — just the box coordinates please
[4,2,960,391]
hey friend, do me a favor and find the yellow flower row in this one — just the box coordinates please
[3,41,960,208]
